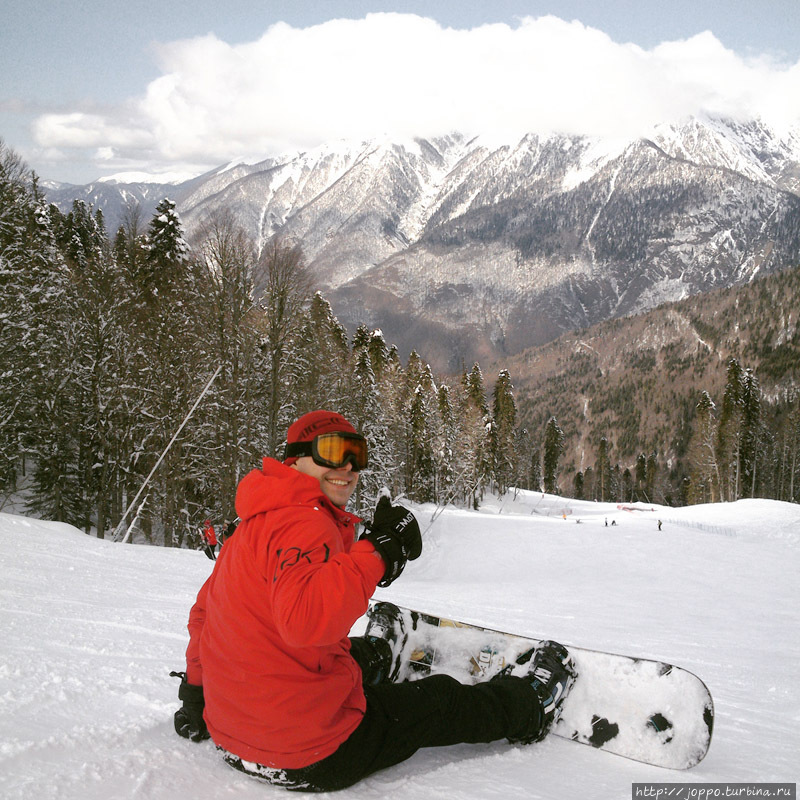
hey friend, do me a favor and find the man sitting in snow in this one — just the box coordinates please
[173,409,576,791]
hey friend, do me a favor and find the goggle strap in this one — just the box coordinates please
[284,441,313,460]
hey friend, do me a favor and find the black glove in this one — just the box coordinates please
[171,672,210,742]
[362,496,422,587]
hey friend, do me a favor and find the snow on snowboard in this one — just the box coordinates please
[371,602,714,770]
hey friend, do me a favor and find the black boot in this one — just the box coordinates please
[509,640,577,744]
[363,602,411,682]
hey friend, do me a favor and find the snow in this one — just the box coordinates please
[96,171,197,186]
[1,492,798,799]
[561,136,630,191]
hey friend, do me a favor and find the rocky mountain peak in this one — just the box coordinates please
[44,116,800,373]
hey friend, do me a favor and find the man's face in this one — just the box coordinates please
[292,457,359,507]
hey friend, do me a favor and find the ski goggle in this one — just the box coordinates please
[284,432,368,471]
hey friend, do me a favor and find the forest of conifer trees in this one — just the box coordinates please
[1,141,533,546]
[2,140,798,546]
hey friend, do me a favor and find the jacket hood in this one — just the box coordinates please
[235,457,360,526]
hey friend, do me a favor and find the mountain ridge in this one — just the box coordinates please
[43,116,800,373]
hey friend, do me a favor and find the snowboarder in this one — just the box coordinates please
[173,409,576,791]
[200,519,217,560]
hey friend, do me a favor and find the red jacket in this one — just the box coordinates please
[184,458,385,768]
[201,522,217,546]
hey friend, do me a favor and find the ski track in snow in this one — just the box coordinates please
[1,493,798,799]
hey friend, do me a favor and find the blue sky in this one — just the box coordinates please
[2,0,799,184]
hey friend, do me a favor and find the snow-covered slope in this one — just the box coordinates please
[1,493,798,799]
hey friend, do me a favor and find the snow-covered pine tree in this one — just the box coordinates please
[645,452,659,504]
[293,293,351,413]
[621,467,633,503]
[22,195,79,523]
[455,363,490,508]
[392,350,423,499]
[188,210,261,524]
[370,339,405,498]
[739,368,762,498]
[778,395,800,502]
[717,358,744,501]
[595,436,612,502]
[433,382,456,503]
[126,199,204,546]
[542,416,564,495]
[139,198,189,298]
[0,140,36,494]
[367,328,390,381]
[351,323,370,353]
[582,465,595,500]
[634,453,648,502]
[611,464,622,503]
[407,366,437,504]
[490,369,517,495]
[50,200,132,535]
[349,341,393,514]
[112,202,148,293]
[688,391,719,504]
[572,469,585,499]
[528,439,543,493]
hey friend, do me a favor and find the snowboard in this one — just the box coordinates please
[369,602,714,770]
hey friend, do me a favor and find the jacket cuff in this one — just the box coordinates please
[178,680,205,704]
[351,538,388,583]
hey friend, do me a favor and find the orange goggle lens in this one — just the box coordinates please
[312,433,368,471]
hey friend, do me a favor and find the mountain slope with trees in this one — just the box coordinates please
[4,138,799,538]
[44,117,800,373]
[495,262,800,503]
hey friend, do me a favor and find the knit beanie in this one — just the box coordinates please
[283,410,359,466]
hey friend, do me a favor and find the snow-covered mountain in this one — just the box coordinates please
[1,493,798,799]
[44,116,800,371]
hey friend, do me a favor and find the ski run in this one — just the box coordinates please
[1,491,798,799]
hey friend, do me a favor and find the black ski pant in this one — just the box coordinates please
[223,636,543,792]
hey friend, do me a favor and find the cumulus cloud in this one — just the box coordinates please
[33,110,154,149]
[32,13,800,176]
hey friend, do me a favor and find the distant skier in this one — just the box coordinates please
[658,520,663,531]
[200,519,217,560]
[173,410,576,791]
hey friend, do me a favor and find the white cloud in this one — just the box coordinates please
[31,13,800,176]
[33,110,154,149]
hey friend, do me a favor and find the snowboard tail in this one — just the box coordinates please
[374,604,713,770]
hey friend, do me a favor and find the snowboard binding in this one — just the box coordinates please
[527,640,578,739]
[507,640,578,744]
[364,601,412,682]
